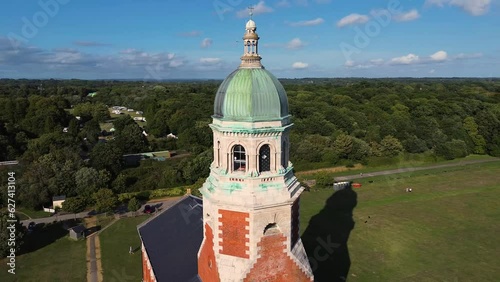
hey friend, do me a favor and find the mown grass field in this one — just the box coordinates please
[99,215,148,282]
[300,161,500,281]
[0,223,87,282]
[1,160,498,281]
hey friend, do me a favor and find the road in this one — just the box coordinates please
[333,158,500,182]
[20,197,182,226]
[19,158,499,226]
[0,160,19,166]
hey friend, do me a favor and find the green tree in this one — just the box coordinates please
[112,115,135,132]
[333,133,353,159]
[148,109,171,137]
[463,116,486,154]
[380,135,404,157]
[92,188,117,213]
[181,149,212,184]
[90,142,123,175]
[73,102,110,122]
[79,119,101,144]
[75,167,110,198]
[127,197,141,212]
[115,123,148,154]
[62,197,87,213]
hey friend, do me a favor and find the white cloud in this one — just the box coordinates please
[394,9,421,22]
[390,53,420,65]
[286,38,305,49]
[430,50,448,61]
[347,51,482,69]
[288,18,325,27]
[344,59,382,69]
[429,69,436,74]
[337,13,370,28]
[236,1,273,18]
[201,38,212,48]
[292,62,309,69]
[200,58,221,65]
[426,0,491,16]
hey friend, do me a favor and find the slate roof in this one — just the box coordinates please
[52,195,66,201]
[138,196,203,282]
[69,225,86,234]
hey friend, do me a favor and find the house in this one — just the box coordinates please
[127,109,134,112]
[167,133,178,139]
[69,225,86,240]
[63,127,68,133]
[112,110,121,115]
[136,111,144,115]
[52,195,66,209]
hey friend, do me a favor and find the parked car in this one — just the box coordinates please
[143,205,155,214]
[27,222,36,233]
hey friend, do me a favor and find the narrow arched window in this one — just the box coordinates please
[233,145,246,172]
[259,145,271,172]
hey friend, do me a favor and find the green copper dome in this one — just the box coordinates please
[213,68,289,122]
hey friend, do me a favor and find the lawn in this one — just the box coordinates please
[99,215,149,282]
[16,208,53,219]
[0,222,87,282]
[300,161,500,281]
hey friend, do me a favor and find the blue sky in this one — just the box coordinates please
[0,0,499,79]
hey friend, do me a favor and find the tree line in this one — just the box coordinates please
[0,78,499,210]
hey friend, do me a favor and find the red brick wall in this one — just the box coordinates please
[291,197,300,247]
[142,250,154,282]
[198,224,221,282]
[244,233,312,282]
[219,210,250,258]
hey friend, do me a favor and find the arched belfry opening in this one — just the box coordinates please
[263,223,279,235]
[259,144,271,173]
[232,145,246,172]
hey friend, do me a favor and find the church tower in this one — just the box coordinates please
[197,13,314,282]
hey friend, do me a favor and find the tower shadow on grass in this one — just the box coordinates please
[301,187,357,282]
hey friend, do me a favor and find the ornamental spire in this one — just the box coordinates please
[240,6,263,68]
